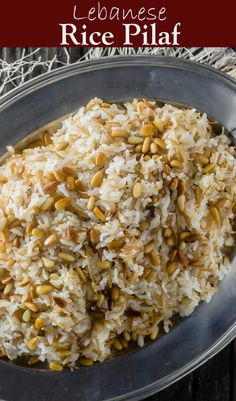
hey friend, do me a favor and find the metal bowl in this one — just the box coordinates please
[0,56,235,401]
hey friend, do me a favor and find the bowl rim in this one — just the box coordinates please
[0,55,235,401]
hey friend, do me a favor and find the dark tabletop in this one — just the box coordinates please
[0,47,235,401]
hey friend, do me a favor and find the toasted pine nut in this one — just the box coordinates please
[90,170,104,188]
[113,338,123,351]
[44,233,59,247]
[154,119,164,132]
[203,163,214,174]
[35,317,45,330]
[146,270,157,282]
[210,206,220,226]
[87,196,96,211]
[178,241,186,252]
[108,239,125,250]
[3,282,13,295]
[66,176,75,191]
[178,180,186,195]
[54,170,65,183]
[97,260,111,269]
[128,136,144,145]
[178,251,189,266]
[149,251,160,266]
[93,206,106,221]
[43,131,52,145]
[123,331,131,342]
[41,197,55,211]
[43,181,58,194]
[150,142,158,154]
[177,194,185,213]
[179,231,191,240]
[135,144,142,153]
[32,228,44,238]
[22,309,31,323]
[144,241,155,254]
[96,293,105,308]
[185,234,201,243]
[196,154,209,165]
[140,124,154,137]
[55,142,69,151]
[36,285,53,295]
[25,302,38,312]
[150,327,159,341]
[55,197,71,210]
[66,228,77,242]
[164,228,173,238]
[79,358,94,366]
[90,229,100,244]
[169,249,177,262]
[75,179,85,191]
[170,177,179,191]
[49,361,63,371]
[133,182,143,199]
[62,166,76,175]
[18,279,30,288]
[170,159,183,169]
[76,267,87,283]
[0,217,7,233]
[111,128,128,138]
[95,152,106,166]
[28,356,39,366]
[154,138,166,150]
[142,137,151,153]
[42,257,55,269]
[167,262,177,275]
[111,286,120,302]
[58,252,75,262]
[28,337,38,350]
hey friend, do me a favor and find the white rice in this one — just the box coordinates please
[0,98,235,370]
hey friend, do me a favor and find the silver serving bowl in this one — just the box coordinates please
[0,56,235,401]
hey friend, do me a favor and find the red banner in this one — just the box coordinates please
[0,0,235,47]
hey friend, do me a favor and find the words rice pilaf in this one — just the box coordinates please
[0,98,235,370]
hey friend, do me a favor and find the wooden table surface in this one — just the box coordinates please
[0,47,235,401]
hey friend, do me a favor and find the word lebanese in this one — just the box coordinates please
[60,3,182,46]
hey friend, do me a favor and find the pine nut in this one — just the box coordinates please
[96,293,105,308]
[42,257,55,268]
[58,252,75,262]
[108,239,125,250]
[135,144,142,153]
[167,262,177,275]
[111,128,128,138]
[66,176,75,191]
[93,206,106,222]
[140,124,154,137]
[203,163,215,174]
[178,180,186,195]
[95,152,106,166]
[0,217,7,232]
[133,182,143,199]
[146,270,157,282]
[49,361,63,371]
[113,338,123,351]
[154,138,166,150]
[196,154,209,165]
[164,228,173,238]
[123,331,131,342]
[154,119,164,132]
[25,302,38,312]
[149,251,160,265]
[28,140,44,148]
[18,279,30,288]
[35,317,45,330]
[150,327,159,340]
[142,137,151,153]
[28,356,39,366]
[90,170,104,188]
[32,228,44,238]
[55,142,69,151]
[66,228,77,242]
[177,194,185,213]
[178,241,186,252]
[44,233,59,247]
[170,159,183,169]
[97,260,111,269]
[54,170,65,183]
[43,131,52,145]
[178,251,189,266]
[144,241,155,254]
[27,337,38,350]
[210,206,220,226]
[22,309,31,323]
[36,284,53,295]
[170,177,179,191]
[128,136,144,145]
[41,197,55,211]
[43,181,58,194]
[55,197,71,210]
[150,142,158,154]
[111,286,120,302]
[87,196,96,211]
[62,166,76,175]
[3,282,13,295]
[185,234,201,243]
[75,179,85,191]
[79,358,94,366]
[76,267,87,283]
[90,229,100,244]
